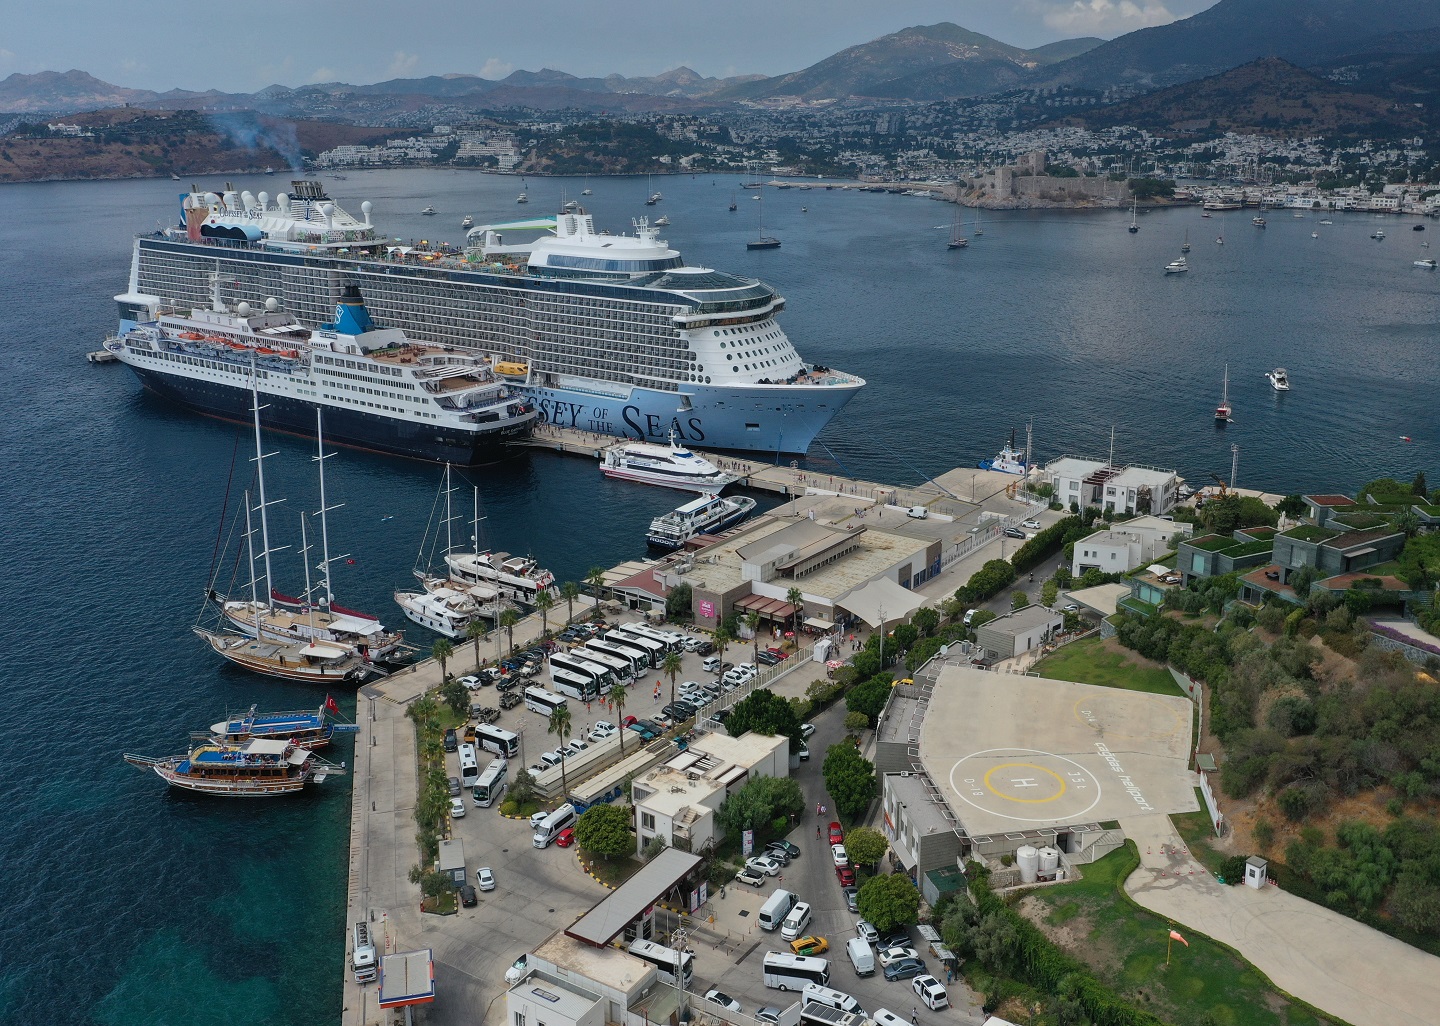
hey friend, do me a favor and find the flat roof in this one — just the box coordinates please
[886,770,957,836]
[378,950,435,1008]
[512,973,604,1020]
[978,604,1062,636]
[1065,583,1130,617]
[565,847,702,947]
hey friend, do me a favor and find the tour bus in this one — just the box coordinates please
[575,643,635,683]
[593,633,657,670]
[615,622,683,654]
[471,758,508,808]
[550,667,600,702]
[626,939,695,988]
[583,637,646,677]
[524,686,568,717]
[533,803,577,848]
[474,723,520,759]
[550,652,615,695]
[457,742,480,787]
[605,627,664,666]
[762,951,831,991]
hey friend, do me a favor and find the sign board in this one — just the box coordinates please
[699,599,715,619]
[742,829,754,857]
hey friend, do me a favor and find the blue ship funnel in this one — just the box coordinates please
[331,286,373,335]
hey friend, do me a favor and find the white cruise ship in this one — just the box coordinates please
[116,181,864,454]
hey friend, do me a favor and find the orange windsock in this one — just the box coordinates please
[1169,930,1189,947]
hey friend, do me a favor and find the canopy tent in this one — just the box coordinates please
[837,577,925,628]
[803,615,835,631]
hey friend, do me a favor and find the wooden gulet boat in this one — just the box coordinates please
[123,737,345,796]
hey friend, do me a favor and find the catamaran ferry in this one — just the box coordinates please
[114,181,864,454]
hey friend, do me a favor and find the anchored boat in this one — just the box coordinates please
[209,697,358,749]
[602,432,738,492]
[123,737,345,796]
[647,494,757,550]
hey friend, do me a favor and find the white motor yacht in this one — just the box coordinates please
[1415,258,1437,269]
[1267,368,1291,392]
[1164,256,1189,274]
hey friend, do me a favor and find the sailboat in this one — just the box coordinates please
[1181,229,1191,253]
[395,465,500,637]
[728,192,738,212]
[973,207,983,236]
[1215,364,1233,424]
[947,202,968,249]
[581,176,592,196]
[747,191,780,250]
[1128,196,1139,233]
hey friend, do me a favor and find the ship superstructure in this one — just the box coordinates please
[117,182,864,454]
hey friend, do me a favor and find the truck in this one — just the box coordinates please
[351,921,378,983]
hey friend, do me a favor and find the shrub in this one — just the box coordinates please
[1219,854,1248,883]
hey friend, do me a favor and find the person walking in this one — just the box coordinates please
[911,1008,918,1025]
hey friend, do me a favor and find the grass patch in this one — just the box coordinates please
[423,889,458,915]
[1027,845,1338,1026]
[582,853,644,888]
[1172,795,1229,878]
[1282,525,1340,543]
[1033,636,1184,696]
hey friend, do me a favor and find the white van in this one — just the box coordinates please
[801,983,865,1017]
[758,888,798,931]
[872,1009,908,1026]
[906,506,928,519]
[532,803,577,848]
[845,937,875,977]
[780,901,813,941]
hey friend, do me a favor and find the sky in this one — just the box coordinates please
[1,0,1216,93]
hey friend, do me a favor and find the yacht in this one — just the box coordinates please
[655,215,670,226]
[1266,368,1291,392]
[1252,216,1267,227]
[1372,229,1386,240]
[646,494,757,550]
[395,586,485,638]
[1415,258,1438,269]
[1164,256,1189,274]
[461,215,474,229]
[421,206,436,216]
[517,193,528,204]
[1319,219,1333,225]
[601,434,738,492]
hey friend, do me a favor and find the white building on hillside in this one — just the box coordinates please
[1043,457,1180,516]
[1071,516,1192,577]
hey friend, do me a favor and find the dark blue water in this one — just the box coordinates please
[0,170,1433,1025]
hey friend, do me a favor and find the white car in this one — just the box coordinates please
[801,722,816,739]
[449,797,466,819]
[682,636,702,652]
[913,974,949,1010]
[1022,519,1042,530]
[856,919,879,945]
[736,662,758,680]
[459,675,483,690]
[746,855,783,877]
[831,844,849,866]
[476,867,496,892]
[505,954,528,985]
[565,738,588,756]
[588,721,617,742]
[878,945,919,968]
[704,990,742,1013]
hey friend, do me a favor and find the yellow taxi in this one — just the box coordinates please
[789,935,829,956]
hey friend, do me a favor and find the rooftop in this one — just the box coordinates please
[887,769,958,838]
[511,970,604,1021]
[563,848,703,948]
[1306,494,1357,507]
[978,604,1063,637]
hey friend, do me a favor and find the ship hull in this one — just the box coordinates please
[128,366,528,465]
[522,379,861,454]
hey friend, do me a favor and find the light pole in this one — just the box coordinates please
[672,924,690,1022]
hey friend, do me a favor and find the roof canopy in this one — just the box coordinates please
[565,848,701,947]
[838,577,924,628]
[734,594,796,620]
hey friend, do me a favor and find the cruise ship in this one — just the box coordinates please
[115,180,864,454]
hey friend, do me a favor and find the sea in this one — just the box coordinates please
[0,168,1434,1026]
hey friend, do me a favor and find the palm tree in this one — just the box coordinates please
[661,651,683,711]
[1395,508,1421,539]
[586,566,607,616]
[610,682,628,756]
[466,618,489,671]
[714,626,732,677]
[536,590,556,636]
[562,580,581,625]
[499,609,519,656]
[786,586,804,635]
[744,611,762,663]
[548,705,573,798]
[432,637,454,681]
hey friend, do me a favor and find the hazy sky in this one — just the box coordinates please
[1,0,1215,92]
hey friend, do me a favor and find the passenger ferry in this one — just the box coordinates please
[647,494,758,549]
[602,434,738,492]
[116,181,863,454]
[123,737,345,796]
[209,698,359,749]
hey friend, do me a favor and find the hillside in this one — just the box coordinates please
[1054,57,1428,138]
[723,22,1099,101]
[1038,0,1440,90]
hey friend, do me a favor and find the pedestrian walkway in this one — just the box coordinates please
[1121,816,1440,1026]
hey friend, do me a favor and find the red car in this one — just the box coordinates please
[766,648,790,660]
[622,715,638,727]
[835,863,856,886]
[555,827,576,848]
[828,822,844,845]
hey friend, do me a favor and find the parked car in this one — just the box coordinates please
[734,868,766,888]
[1022,518,1042,530]
[682,636,702,652]
[449,797,466,819]
[800,722,816,739]
[878,946,919,968]
[745,856,783,877]
[962,609,978,626]
[705,991,742,1013]
[878,926,913,949]
[754,1008,783,1024]
[831,844,849,866]
[767,839,801,860]
[856,919,879,945]
[762,847,791,866]
[588,721,617,742]
[476,867,496,892]
[459,675,483,690]
[505,955,529,985]
[622,715,638,726]
[790,935,829,956]
[443,728,458,752]
[628,722,658,741]
[842,886,859,912]
[564,738,588,756]
[1062,602,1080,613]
[798,741,810,761]
[495,676,520,692]
[555,827,576,848]
[828,822,844,844]
[695,641,716,656]
[913,975,949,1010]
[767,647,790,660]
[756,650,781,666]
[459,884,478,907]
[702,655,722,673]
[539,751,564,769]
[447,776,462,797]
[882,957,927,981]
[499,691,522,709]
[1004,526,1027,539]
[906,506,929,519]
[835,863,856,886]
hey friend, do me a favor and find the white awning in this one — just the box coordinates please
[803,616,835,631]
[327,613,382,635]
[837,577,925,628]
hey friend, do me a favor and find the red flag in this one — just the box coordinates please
[1169,929,1189,947]
[325,694,339,714]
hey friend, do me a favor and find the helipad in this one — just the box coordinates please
[920,666,1198,836]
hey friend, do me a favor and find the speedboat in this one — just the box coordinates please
[601,432,738,492]
[461,215,474,229]
[1164,256,1189,274]
[1415,258,1437,269]
[1312,231,1319,238]
[421,206,436,216]
[517,193,528,204]
[1319,219,1333,225]
[1372,229,1386,240]
[655,215,670,226]
[1266,368,1291,392]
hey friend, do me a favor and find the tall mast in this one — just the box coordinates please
[299,513,316,631]
[243,489,261,636]
[312,408,344,608]
[473,485,483,555]
[249,357,287,613]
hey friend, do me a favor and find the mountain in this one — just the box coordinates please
[1056,56,1428,137]
[722,23,1101,101]
[0,70,166,113]
[1037,0,1440,91]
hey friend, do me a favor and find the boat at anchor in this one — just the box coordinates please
[123,737,345,796]
[208,697,359,749]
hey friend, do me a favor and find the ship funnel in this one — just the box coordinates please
[331,285,373,335]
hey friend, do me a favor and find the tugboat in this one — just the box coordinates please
[123,737,345,796]
[977,431,1028,475]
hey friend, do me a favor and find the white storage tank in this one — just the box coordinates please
[1039,846,1060,874]
[1016,845,1039,883]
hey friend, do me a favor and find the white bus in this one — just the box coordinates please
[584,637,647,677]
[550,666,599,702]
[575,645,634,683]
[762,952,831,991]
[524,686,568,717]
[471,758,508,808]
[627,939,695,988]
[595,633,657,670]
[458,743,480,787]
[615,622,684,655]
[475,723,520,759]
[606,627,664,666]
[532,803,577,848]
[550,652,614,696]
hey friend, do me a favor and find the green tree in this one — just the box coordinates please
[715,775,805,837]
[1276,494,1308,519]
[714,624,733,670]
[666,581,693,621]
[574,803,634,859]
[856,872,920,932]
[845,825,888,867]
[586,565,607,614]
[844,711,870,733]
[912,607,939,637]
[823,742,877,820]
[970,911,1021,974]
[727,688,803,753]
[1412,471,1429,497]
[562,580,581,624]
[1011,590,1028,611]
[548,705,573,797]
[1290,566,1318,600]
[499,608,520,654]
[535,589,555,635]
[408,864,455,903]
[509,766,537,807]
[1394,508,1421,539]
[745,610,762,663]
[439,676,469,717]
[787,586,804,633]
[610,682,628,756]
[846,673,893,726]
[466,618,489,670]
[432,637,454,680]
[661,651,684,711]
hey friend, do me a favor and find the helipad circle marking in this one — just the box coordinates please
[982,762,1067,804]
[948,747,1102,824]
